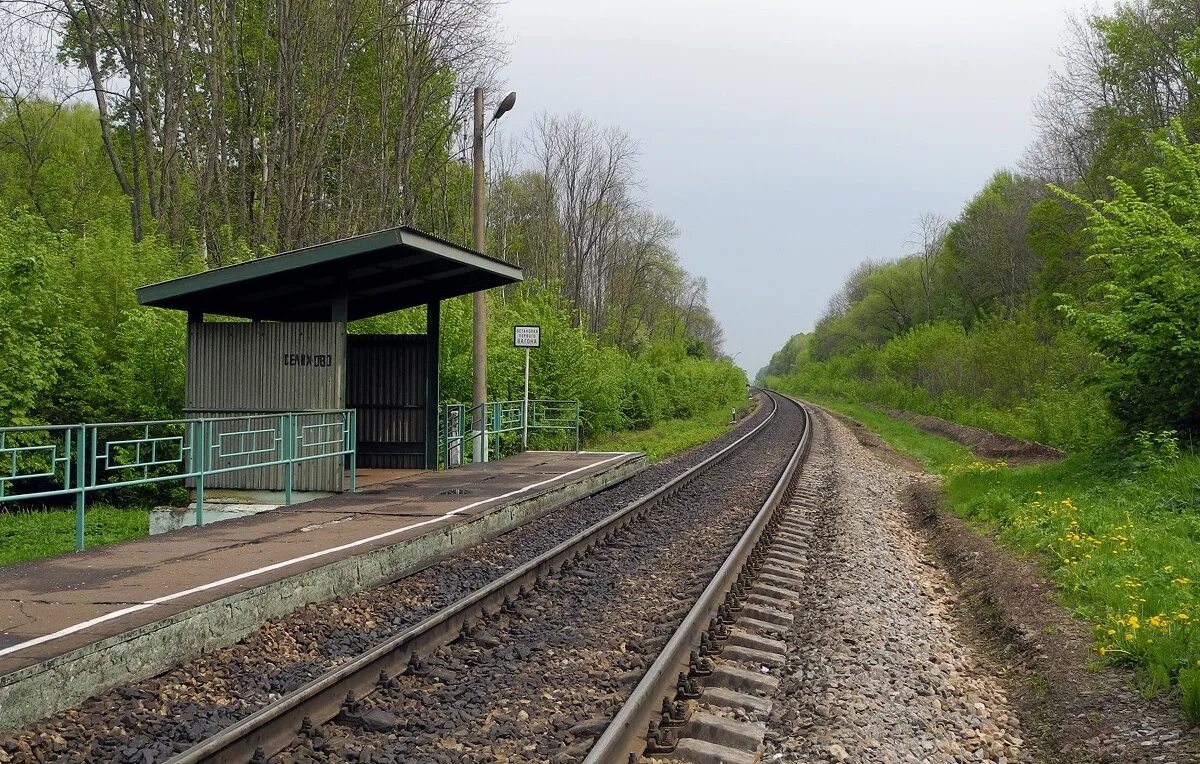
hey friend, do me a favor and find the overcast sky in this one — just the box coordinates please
[492,0,1109,375]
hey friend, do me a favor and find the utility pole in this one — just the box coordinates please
[471,88,517,464]
[472,87,487,462]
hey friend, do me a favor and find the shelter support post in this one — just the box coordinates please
[425,300,441,469]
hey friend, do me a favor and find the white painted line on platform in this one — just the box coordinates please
[0,452,636,661]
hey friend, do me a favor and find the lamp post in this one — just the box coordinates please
[471,87,516,462]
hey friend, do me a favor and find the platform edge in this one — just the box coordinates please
[0,453,647,733]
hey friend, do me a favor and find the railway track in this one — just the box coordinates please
[586,393,813,763]
[159,391,810,764]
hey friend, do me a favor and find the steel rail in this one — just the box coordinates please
[584,394,811,763]
[165,391,784,764]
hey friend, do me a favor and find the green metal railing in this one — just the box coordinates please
[441,399,581,467]
[0,410,357,551]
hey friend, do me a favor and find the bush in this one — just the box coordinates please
[1057,122,1200,437]
[770,312,1111,451]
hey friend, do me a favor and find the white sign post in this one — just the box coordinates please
[514,325,541,450]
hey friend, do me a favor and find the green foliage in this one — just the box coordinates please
[0,215,62,425]
[940,172,1044,322]
[0,211,193,425]
[0,102,131,232]
[0,101,744,438]
[1056,123,1200,436]
[1180,667,1200,725]
[769,313,1110,452]
[945,451,1200,721]
[1132,430,1183,471]
[486,287,744,438]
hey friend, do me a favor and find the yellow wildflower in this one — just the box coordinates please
[1149,614,1169,629]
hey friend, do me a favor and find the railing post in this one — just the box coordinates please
[282,414,295,506]
[574,405,581,452]
[194,421,206,528]
[479,405,488,464]
[348,410,357,493]
[75,425,87,552]
[491,402,500,460]
[521,397,529,453]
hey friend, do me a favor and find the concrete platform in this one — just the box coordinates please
[0,450,644,731]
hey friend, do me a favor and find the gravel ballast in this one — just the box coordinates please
[0,401,773,763]
[275,395,807,763]
[765,406,1029,764]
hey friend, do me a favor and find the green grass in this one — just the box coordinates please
[0,505,149,566]
[586,402,746,462]
[806,396,974,473]
[805,394,1200,724]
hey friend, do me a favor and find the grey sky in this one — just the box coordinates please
[493,0,1107,375]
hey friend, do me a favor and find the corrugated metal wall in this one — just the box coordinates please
[186,322,346,491]
[346,335,428,469]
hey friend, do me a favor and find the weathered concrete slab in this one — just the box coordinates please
[727,628,786,655]
[723,643,787,669]
[734,616,788,639]
[705,663,779,695]
[740,603,794,627]
[700,685,773,717]
[684,710,767,750]
[669,736,757,764]
[752,582,799,602]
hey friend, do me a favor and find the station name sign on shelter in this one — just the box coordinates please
[514,325,541,348]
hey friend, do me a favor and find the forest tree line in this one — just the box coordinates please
[759,0,1200,451]
[0,0,744,431]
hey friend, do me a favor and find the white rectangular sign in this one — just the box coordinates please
[514,325,541,348]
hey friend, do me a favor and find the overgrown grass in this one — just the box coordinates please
[586,401,747,462]
[0,505,149,566]
[806,395,1200,724]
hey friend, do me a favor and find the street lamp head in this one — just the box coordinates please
[492,91,517,122]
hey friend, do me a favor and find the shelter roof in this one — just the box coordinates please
[137,227,522,321]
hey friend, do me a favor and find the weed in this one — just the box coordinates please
[1029,672,1050,698]
[1179,667,1200,726]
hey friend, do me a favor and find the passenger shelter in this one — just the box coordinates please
[137,227,522,491]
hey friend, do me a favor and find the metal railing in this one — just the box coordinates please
[0,410,357,551]
[441,399,581,467]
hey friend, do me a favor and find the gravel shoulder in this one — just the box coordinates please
[766,405,1027,763]
[815,403,1200,763]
